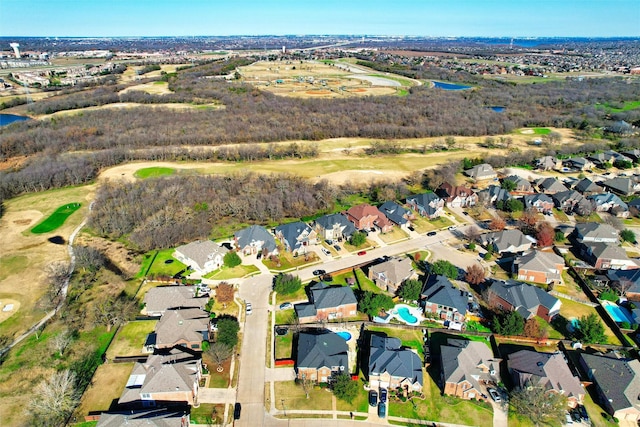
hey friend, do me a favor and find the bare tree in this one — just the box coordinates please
[42,261,70,308]
[94,297,136,332]
[207,342,233,372]
[29,369,80,427]
[50,329,73,357]
[464,225,481,243]
[73,245,106,272]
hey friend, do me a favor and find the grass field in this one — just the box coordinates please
[274,381,333,411]
[133,166,176,179]
[335,380,369,413]
[105,320,157,359]
[557,297,621,345]
[275,330,293,359]
[597,100,640,113]
[204,264,259,280]
[518,127,551,135]
[31,202,82,233]
[378,227,409,244]
[74,362,134,418]
[137,248,187,278]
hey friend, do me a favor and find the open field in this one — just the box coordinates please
[133,166,176,179]
[119,80,173,95]
[38,101,223,119]
[31,202,82,234]
[105,320,157,359]
[74,362,134,419]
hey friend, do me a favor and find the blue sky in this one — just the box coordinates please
[1,0,638,37]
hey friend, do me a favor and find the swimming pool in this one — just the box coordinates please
[397,307,418,324]
[603,301,635,324]
[337,331,352,341]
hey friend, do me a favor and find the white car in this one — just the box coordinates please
[245,303,252,315]
[321,248,331,256]
[488,388,501,402]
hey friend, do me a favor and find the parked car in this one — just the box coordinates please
[357,251,367,256]
[333,244,341,251]
[321,248,331,256]
[279,302,292,310]
[408,225,415,231]
[564,412,573,424]
[577,405,589,423]
[570,409,581,422]
[234,403,242,420]
[325,239,334,245]
[377,403,386,418]
[245,303,252,315]
[275,327,288,336]
[368,390,378,407]
[448,226,456,231]
[379,388,387,404]
[488,388,501,402]
[312,269,326,276]
[427,231,437,236]
[463,211,469,216]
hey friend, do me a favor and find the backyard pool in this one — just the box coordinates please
[603,301,635,324]
[337,331,352,341]
[397,307,418,324]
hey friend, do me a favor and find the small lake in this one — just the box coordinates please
[488,106,506,112]
[0,114,30,126]
[432,81,472,91]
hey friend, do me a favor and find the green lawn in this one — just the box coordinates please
[411,215,454,233]
[582,385,619,427]
[367,326,424,357]
[275,285,308,305]
[204,264,259,279]
[275,308,296,325]
[31,202,82,233]
[343,238,376,253]
[275,330,293,359]
[553,208,569,223]
[557,297,621,345]
[575,212,602,223]
[598,100,640,113]
[263,250,319,271]
[106,320,157,359]
[137,248,188,278]
[518,127,551,135]
[335,380,369,413]
[191,403,227,425]
[378,227,409,244]
[274,381,333,411]
[134,166,176,179]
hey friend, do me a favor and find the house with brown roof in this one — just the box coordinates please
[154,308,211,351]
[345,203,393,233]
[174,240,229,274]
[295,283,358,323]
[465,163,497,181]
[441,339,500,401]
[436,183,477,208]
[142,286,209,317]
[369,257,415,294]
[514,250,565,285]
[508,350,583,408]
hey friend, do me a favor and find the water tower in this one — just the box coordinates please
[9,43,20,59]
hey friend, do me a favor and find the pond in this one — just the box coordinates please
[432,81,472,91]
[488,106,506,112]
[0,113,30,126]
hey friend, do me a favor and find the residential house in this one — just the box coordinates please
[622,149,640,163]
[508,350,584,408]
[406,193,444,219]
[379,201,412,228]
[314,213,356,241]
[630,198,640,216]
[536,177,569,194]
[118,348,202,408]
[346,203,393,232]
[295,282,358,323]
[523,193,554,213]
[465,163,497,181]
[573,178,604,196]
[420,275,468,324]
[296,330,349,383]
[579,353,640,422]
[536,156,561,171]
[367,334,423,392]
[436,182,478,208]
[479,229,535,254]
[97,409,190,427]
[174,240,229,274]
[369,257,415,294]
[479,185,512,206]
[605,150,632,164]
[588,153,613,168]
[441,339,500,401]
[579,242,638,270]
[234,225,277,256]
[154,308,211,351]
[563,157,593,171]
[142,286,209,317]
[275,221,317,256]
[503,175,533,193]
[514,250,565,285]
[589,193,629,218]
[487,279,561,322]
[602,177,640,196]
[573,222,619,244]
[606,269,640,300]
[551,190,590,213]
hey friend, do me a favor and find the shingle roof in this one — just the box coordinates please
[585,242,630,260]
[580,353,640,412]
[573,178,604,194]
[310,283,357,310]
[294,303,317,318]
[606,269,640,294]
[588,193,628,211]
[379,201,410,226]
[574,222,619,242]
[441,339,499,390]
[314,213,356,237]
[603,177,635,195]
[346,203,380,220]
[235,225,277,252]
[552,190,586,206]
[370,257,414,286]
[368,335,423,385]
[420,275,468,315]
[465,163,496,179]
[488,280,560,319]
[508,350,583,400]
[504,175,532,191]
[155,308,210,347]
[175,240,228,271]
[406,193,441,214]
[479,229,535,253]
[143,286,207,314]
[537,177,569,193]
[480,185,511,203]
[297,330,348,370]
[523,193,554,209]
[516,251,564,282]
[97,409,189,427]
[275,221,313,252]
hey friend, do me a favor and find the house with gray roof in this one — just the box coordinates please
[573,178,604,196]
[174,240,228,274]
[537,156,561,171]
[118,348,202,408]
[368,334,423,392]
[536,177,569,194]
[295,283,357,323]
[420,275,468,323]
[523,193,554,213]
[508,350,583,408]
[465,163,497,181]
[563,157,593,171]
[142,285,208,317]
[574,223,619,244]
[487,279,561,322]
[154,308,211,351]
[296,330,349,384]
[441,339,500,401]
[589,193,630,217]
[313,213,356,241]
[234,225,277,256]
[369,257,415,294]
[606,269,640,300]
[479,185,512,206]
[379,201,412,227]
[275,221,317,256]
[479,229,535,254]
[578,242,638,270]
[436,182,477,208]
[602,177,640,196]
[503,175,533,192]
[97,409,190,427]
[551,190,590,214]
[623,149,640,162]
[406,193,444,219]
[514,250,564,285]
[579,353,640,422]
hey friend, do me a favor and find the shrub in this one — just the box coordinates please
[216,316,240,348]
[273,273,302,295]
[349,231,366,247]
[223,251,242,268]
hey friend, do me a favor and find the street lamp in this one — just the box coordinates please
[281,399,286,416]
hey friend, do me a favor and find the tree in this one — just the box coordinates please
[273,273,302,295]
[524,318,548,339]
[73,245,106,272]
[93,296,136,332]
[43,261,71,307]
[332,374,359,403]
[50,329,73,357]
[358,291,394,317]
[223,251,242,268]
[216,316,240,348]
[464,225,481,243]
[29,369,80,427]
[506,198,524,212]
[349,231,366,247]
[535,222,555,247]
[621,229,637,244]
[445,136,456,150]
[216,282,235,303]
[493,310,524,336]
[576,313,606,344]
[398,279,422,301]
[489,216,506,231]
[207,342,233,371]
[509,386,567,426]
[429,259,458,279]
[519,208,539,234]
[554,231,565,242]
[465,264,485,286]
[501,179,517,192]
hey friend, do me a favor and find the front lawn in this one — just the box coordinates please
[275,330,293,359]
[378,227,409,244]
[553,209,569,223]
[106,320,157,359]
[191,403,227,425]
[343,238,376,253]
[274,381,333,411]
[411,215,455,233]
[335,380,369,413]
[263,250,319,271]
[275,309,296,325]
[204,264,259,280]
[275,285,308,305]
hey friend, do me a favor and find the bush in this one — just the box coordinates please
[429,259,458,279]
[468,242,476,251]
[620,321,631,329]
[349,231,367,247]
[216,316,240,348]
[599,288,618,302]
[620,229,636,244]
[224,251,242,268]
[273,273,302,295]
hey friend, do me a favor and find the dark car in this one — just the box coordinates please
[233,403,242,420]
[427,231,437,236]
[463,211,469,216]
[379,388,388,404]
[333,244,341,251]
[577,405,589,422]
[312,269,326,276]
[368,390,378,407]
[377,403,386,418]
[570,410,581,422]
[408,225,415,231]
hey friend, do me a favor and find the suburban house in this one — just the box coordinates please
[536,156,561,171]
[274,221,317,256]
[578,242,638,270]
[118,348,202,408]
[314,213,356,241]
[234,225,277,256]
[379,201,413,227]
[465,163,497,181]
[573,222,619,244]
[142,286,209,317]
[97,409,190,427]
[523,193,554,213]
[551,190,591,214]
[589,193,630,217]
[508,350,584,408]
[295,282,358,323]
[441,339,500,401]
[479,229,535,254]
[602,177,640,197]
[154,308,211,351]
[606,269,640,300]
[367,334,423,392]
[503,175,533,192]
[579,353,640,422]
[514,250,565,285]
[436,182,478,208]
[296,330,349,383]
[369,257,415,294]
[173,240,229,274]
[573,178,604,196]
[479,185,512,206]
[406,193,444,219]
[420,275,468,324]
[487,279,561,322]
[346,203,393,232]
[536,177,569,194]
[623,149,640,162]
[563,157,593,171]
